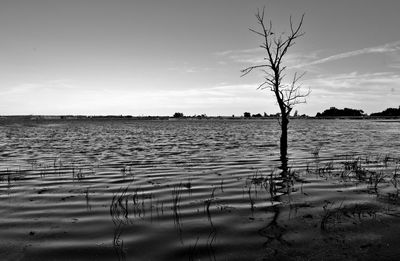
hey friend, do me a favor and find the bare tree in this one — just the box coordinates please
[241,7,309,171]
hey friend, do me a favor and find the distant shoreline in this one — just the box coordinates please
[1,115,399,122]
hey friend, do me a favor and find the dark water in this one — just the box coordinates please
[0,119,399,260]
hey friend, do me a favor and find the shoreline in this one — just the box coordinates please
[1,115,400,122]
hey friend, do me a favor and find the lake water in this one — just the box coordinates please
[0,119,399,260]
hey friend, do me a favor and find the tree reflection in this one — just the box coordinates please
[259,157,294,252]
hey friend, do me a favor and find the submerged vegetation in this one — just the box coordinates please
[104,143,400,259]
[103,147,400,259]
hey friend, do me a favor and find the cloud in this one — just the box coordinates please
[293,71,400,114]
[296,40,400,68]
[215,48,265,64]
[214,48,260,57]
[215,47,321,71]
[167,62,212,74]
[0,80,78,96]
[0,81,279,116]
[219,40,400,72]
[388,51,400,69]
[304,71,400,98]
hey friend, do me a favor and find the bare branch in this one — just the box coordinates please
[249,28,265,37]
[240,64,271,77]
[257,81,268,90]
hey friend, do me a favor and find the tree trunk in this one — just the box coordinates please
[280,115,289,174]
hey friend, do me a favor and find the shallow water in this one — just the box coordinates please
[0,119,399,260]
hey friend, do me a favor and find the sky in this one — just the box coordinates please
[1,0,399,116]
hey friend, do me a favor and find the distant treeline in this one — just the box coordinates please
[370,106,400,117]
[316,107,364,117]
[1,106,399,121]
[315,106,400,118]
[0,115,170,121]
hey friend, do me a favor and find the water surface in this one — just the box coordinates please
[0,119,399,260]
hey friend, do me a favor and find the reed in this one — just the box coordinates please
[390,164,400,189]
[110,186,130,225]
[249,169,269,190]
[311,143,323,158]
[382,154,390,167]
[172,183,183,232]
[72,168,84,181]
[207,227,217,261]
[320,201,341,231]
[131,187,142,217]
[188,237,200,261]
[268,169,277,200]
[113,222,126,261]
[318,161,334,177]
[85,187,91,210]
[172,183,183,214]
[204,187,216,219]
[247,186,255,212]
[368,170,386,193]
[183,177,192,196]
